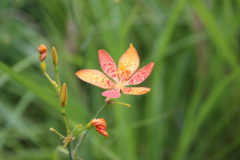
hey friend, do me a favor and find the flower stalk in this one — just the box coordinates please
[62,109,70,135]
[38,44,73,160]
[37,43,153,160]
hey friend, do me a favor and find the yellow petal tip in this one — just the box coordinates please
[130,43,134,48]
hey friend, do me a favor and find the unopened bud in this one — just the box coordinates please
[40,61,47,73]
[60,83,67,107]
[38,44,47,53]
[90,118,109,138]
[38,44,47,61]
[52,47,58,66]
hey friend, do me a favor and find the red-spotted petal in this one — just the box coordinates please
[122,87,151,95]
[98,49,118,82]
[117,43,139,82]
[102,88,121,98]
[124,62,154,86]
[76,69,116,89]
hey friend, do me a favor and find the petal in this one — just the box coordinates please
[102,88,121,98]
[117,43,140,82]
[91,118,107,128]
[76,69,116,89]
[96,126,109,138]
[122,87,151,95]
[98,49,118,82]
[124,62,154,86]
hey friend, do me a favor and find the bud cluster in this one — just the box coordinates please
[37,44,67,107]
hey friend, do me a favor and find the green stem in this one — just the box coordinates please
[71,124,82,136]
[72,130,88,158]
[62,108,72,159]
[72,102,108,158]
[94,102,107,118]
[62,109,70,135]
[50,128,65,139]
[67,143,73,160]
[73,123,91,136]
[44,72,52,82]
[44,72,58,92]
[71,124,90,159]
[113,102,131,107]
[55,66,61,88]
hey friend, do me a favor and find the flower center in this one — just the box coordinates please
[116,82,124,89]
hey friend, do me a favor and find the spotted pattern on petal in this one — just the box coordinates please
[122,87,151,95]
[102,88,121,98]
[125,62,154,86]
[76,69,116,89]
[98,49,118,82]
[117,43,139,82]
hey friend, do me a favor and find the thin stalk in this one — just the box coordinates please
[44,72,54,84]
[72,102,108,158]
[73,124,90,136]
[50,128,65,139]
[55,66,61,88]
[94,102,107,118]
[71,124,83,136]
[72,130,88,158]
[113,102,131,107]
[62,108,72,160]
[44,72,58,92]
[62,109,70,135]
[68,143,73,160]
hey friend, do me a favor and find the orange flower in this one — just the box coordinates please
[38,44,47,61]
[76,43,154,98]
[90,118,108,138]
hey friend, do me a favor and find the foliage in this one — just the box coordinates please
[0,0,240,159]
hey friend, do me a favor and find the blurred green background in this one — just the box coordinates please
[1,0,240,159]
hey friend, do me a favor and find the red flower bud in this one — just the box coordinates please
[90,118,108,138]
[38,44,47,61]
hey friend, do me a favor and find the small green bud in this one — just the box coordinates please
[52,47,58,66]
